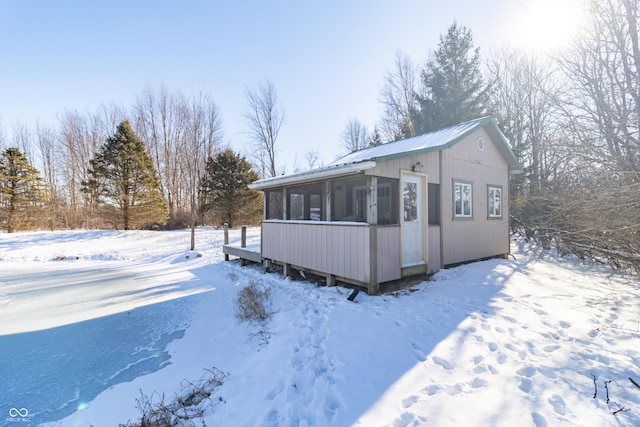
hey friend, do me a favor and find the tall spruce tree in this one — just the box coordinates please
[0,147,48,233]
[412,22,489,133]
[369,127,384,147]
[83,120,167,230]
[200,149,261,227]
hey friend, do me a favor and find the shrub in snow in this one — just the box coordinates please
[234,281,273,324]
[120,367,228,427]
[234,281,273,345]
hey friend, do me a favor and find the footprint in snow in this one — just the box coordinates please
[559,321,571,329]
[531,412,548,427]
[534,308,549,316]
[432,356,454,370]
[548,394,567,415]
[324,395,340,420]
[543,345,560,353]
[519,378,533,393]
[265,410,280,426]
[488,342,498,352]
[393,412,418,427]
[446,384,463,395]
[411,342,426,362]
[265,379,285,401]
[424,384,442,396]
[517,366,537,378]
[474,364,488,374]
[470,377,487,388]
[402,395,419,409]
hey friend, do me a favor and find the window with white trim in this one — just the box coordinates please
[488,185,502,218]
[454,181,472,218]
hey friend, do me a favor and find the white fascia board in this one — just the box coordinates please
[249,161,377,190]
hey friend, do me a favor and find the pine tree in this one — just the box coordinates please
[200,149,262,227]
[369,127,384,147]
[83,120,168,230]
[0,147,48,233]
[412,21,489,133]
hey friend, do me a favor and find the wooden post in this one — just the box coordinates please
[283,263,291,279]
[324,181,332,221]
[326,273,336,287]
[241,226,247,266]
[223,223,229,261]
[367,176,378,225]
[368,225,379,295]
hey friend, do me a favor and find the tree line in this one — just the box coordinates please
[363,0,640,272]
[0,87,263,234]
[2,0,639,274]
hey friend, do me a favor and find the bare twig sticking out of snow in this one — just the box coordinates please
[613,402,631,415]
[630,377,640,389]
[605,380,612,404]
[591,374,598,399]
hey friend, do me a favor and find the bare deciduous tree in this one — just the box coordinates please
[559,0,640,181]
[340,118,369,153]
[487,48,567,195]
[183,91,224,249]
[35,123,60,230]
[243,80,285,178]
[134,86,189,224]
[378,50,419,141]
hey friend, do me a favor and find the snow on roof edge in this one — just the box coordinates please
[250,117,522,190]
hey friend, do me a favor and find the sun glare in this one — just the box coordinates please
[512,0,586,52]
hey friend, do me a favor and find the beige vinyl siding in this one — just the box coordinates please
[368,152,440,183]
[262,220,372,283]
[262,221,404,285]
[440,128,510,265]
[376,225,401,283]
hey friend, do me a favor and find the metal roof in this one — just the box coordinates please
[250,116,521,190]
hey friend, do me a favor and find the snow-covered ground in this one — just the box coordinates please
[1,228,639,426]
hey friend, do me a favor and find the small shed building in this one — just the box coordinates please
[248,116,522,294]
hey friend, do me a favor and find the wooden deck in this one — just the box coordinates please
[222,244,262,263]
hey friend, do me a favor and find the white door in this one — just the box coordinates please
[401,174,426,267]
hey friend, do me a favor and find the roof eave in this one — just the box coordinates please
[249,161,378,190]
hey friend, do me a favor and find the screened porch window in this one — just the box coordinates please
[377,181,398,225]
[265,190,283,220]
[286,184,323,221]
[331,176,398,224]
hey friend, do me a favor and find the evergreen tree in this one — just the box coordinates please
[369,127,384,147]
[83,120,167,230]
[200,149,262,227]
[0,147,48,233]
[412,21,489,133]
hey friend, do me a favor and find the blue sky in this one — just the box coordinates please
[0,0,582,171]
